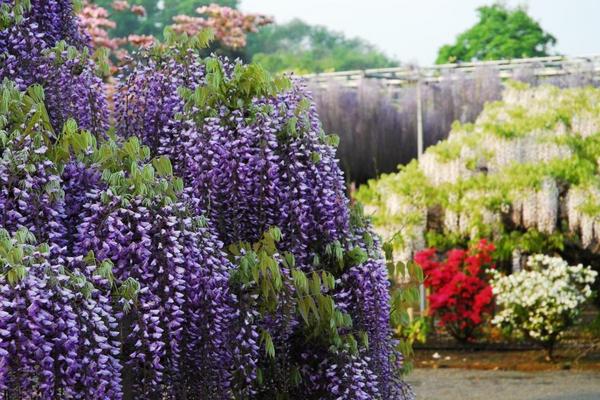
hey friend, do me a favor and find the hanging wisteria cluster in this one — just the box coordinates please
[0,1,412,399]
[0,228,122,399]
[114,52,350,262]
[358,80,600,269]
[0,0,108,135]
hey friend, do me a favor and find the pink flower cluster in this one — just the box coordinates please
[78,1,152,57]
[171,4,273,48]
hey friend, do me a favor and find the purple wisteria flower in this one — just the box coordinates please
[0,0,108,134]
[115,55,349,260]
[73,186,236,399]
[0,0,414,398]
[0,231,122,399]
[116,48,413,398]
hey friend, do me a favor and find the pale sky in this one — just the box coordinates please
[240,0,600,65]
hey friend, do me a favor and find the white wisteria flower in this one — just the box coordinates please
[491,254,597,358]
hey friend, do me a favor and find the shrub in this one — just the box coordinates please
[491,254,597,359]
[113,39,413,397]
[414,240,495,342]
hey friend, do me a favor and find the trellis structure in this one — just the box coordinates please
[306,55,600,314]
[305,55,600,159]
[304,54,600,88]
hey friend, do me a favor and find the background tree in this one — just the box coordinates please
[94,0,238,39]
[246,19,395,73]
[171,4,272,49]
[88,3,395,73]
[436,4,557,64]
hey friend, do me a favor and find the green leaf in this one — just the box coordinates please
[306,296,319,320]
[290,366,302,386]
[323,134,340,148]
[312,253,320,267]
[292,269,308,294]
[298,297,310,325]
[268,226,282,242]
[251,263,260,283]
[346,247,368,267]
[285,117,298,137]
[196,28,216,48]
[310,151,321,164]
[359,331,369,350]
[321,271,335,290]
[283,251,295,268]
[152,156,173,177]
[346,334,358,355]
[261,330,276,359]
[309,271,322,296]
[256,367,264,386]
[382,241,394,262]
[7,265,26,285]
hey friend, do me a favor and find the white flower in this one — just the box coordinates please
[491,254,596,343]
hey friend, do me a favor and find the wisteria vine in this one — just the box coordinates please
[0,1,413,399]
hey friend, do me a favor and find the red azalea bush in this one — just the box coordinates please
[414,240,495,342]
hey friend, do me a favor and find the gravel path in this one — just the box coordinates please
[407,368,600,400]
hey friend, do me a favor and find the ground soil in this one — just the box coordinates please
[414,346,600,372]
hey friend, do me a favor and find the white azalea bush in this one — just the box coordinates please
[491,254,597,358]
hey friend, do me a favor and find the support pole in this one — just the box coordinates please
[416,69,427,314]
[416,70,424,160]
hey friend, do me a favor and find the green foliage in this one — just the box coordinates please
[0,227,38,286]
[0,227,139,309]
[384,244,427,374]
[178,58,291,120]
[246,19,395,73]
[228,227,364,356]
[0,81,54,143]
[54,123,184,206]
[161,27,216,58]
[355,161,433,245]
[0,0,31,29]
[436,4,557,64]
[0,79,184,208]
[42,40,112,79]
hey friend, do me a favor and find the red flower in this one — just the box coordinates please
[415,240,495,342]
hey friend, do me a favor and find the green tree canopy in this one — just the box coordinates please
[436,4,557,64]
[245,19,395,73]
